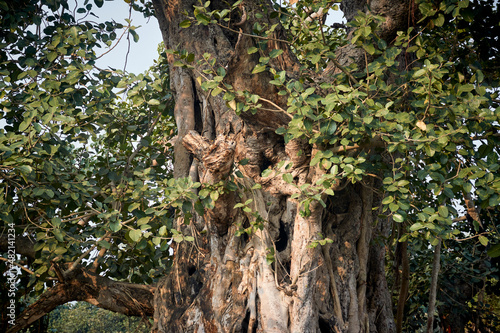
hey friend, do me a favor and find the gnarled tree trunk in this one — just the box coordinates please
[151,0,410,332]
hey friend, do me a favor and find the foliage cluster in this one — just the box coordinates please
[179,0,499,243]
[47,302,149,333]
[0,0,176,299]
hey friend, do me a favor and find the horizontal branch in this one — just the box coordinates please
[331,136,386,154]
[7,265,155,333]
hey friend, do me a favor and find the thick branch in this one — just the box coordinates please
[7,265,155,333]
[182,130,235,182]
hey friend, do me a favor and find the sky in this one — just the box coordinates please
[92,0,164,74]
[94,0,345,74]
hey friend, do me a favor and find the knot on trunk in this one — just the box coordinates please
[182,130,236,235]
[182,130,235,183]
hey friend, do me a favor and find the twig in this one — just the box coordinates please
[453,232,489,242]
[124,2,133,72]
[216,22,291,44]
[67,231,111,274]
[95,23,130,60]
[0,257,37,276]
[331,58,360,85]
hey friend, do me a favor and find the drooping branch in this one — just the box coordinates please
[6,265,155,333]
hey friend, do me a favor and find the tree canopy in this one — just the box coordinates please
[1,0,500,332]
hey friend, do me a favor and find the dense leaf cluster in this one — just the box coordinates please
[0,0,176,297]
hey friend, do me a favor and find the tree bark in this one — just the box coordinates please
[149,0,411,332]
[426,240,441,333]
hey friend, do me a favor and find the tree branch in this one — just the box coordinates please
[6,265,155,333]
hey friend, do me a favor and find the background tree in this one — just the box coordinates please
[0,0,175,331]
[47,302,150,333]
[1,0,499,332]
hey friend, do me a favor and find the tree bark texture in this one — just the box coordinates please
[426,240,441,333]
[151,0,411,332]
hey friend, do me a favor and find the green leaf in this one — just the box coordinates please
[363,44,376,55]
[487,244,500,258]
[252,64,266,74]
[129,229,142,242]
[363,116,373,124]
[247,47,259,54]
[148,99,160,105]
[382,196,394,205]
[413,68,426,78]
[137,216,151,225]
[69,26,78,39]
[269,49,283,58]
[310,155,322,168]
[52,217,62,228]
[109,221,122,232]
[19,119,31,132]
[393,213,404,223]
[434,14,445,26]
[17,165,32,174]
[438,206,448,217]
[128,203,141,212]
[282,173,293,183]
[99,240,111,249]
[261,169,273,177]
[53,229,64,242]
[47,52,58,62]
[332,114,343,122]
[211,87,223,96]
[129,29,139,43]
[179,20,192,28]
[478,235,488,246]
[410,222,424,231]
[195,13,211,25]
[194,201,205,215]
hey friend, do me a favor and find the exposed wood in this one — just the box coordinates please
[464,192,482,227]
